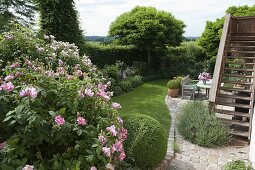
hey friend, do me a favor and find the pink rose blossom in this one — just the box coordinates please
[11,62,20,68]
[90,166,97,170]
[118,128,128,140]
[118,151,126,161]
[98,83,107,92]
[1,82,14,92]
[75,70,83,77]
[77,116,87,126]
[15,72,24,77]
[22,165,34,170]
[57,67,65,75]
[106,125,117,136]
[20,86,38,99]
[112,102,121,109]
[67,75,73,80]
[105,163,115,170]
[4,75,14,81]
[98,135,107,145]
[85,88,94,97]
[97,91,110,101]
[0,142,6,150]
[55,115,65,125]
[102,147,111,157]
[25,59,33,68]
[112,140,123,152]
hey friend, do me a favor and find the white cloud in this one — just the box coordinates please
[75,0,254,36]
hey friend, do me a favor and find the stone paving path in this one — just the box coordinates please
[165,97,250,170]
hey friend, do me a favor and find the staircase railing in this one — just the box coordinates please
[209,14,233,103]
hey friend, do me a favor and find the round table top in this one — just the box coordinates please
[196,80,212,89]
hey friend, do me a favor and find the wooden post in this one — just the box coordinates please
[208,14,232,103]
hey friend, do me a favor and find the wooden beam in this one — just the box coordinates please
[209,14,232,103]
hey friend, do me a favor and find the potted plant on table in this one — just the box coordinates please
[198,72,211,84]
[167,77,182,97]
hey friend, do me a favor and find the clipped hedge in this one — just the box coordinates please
[178,101,231,147]
[122,113,168,169]
[84,42,147,67]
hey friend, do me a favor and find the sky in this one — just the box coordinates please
[74,0,254,37]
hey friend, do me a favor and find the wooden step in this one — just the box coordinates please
[230,45,255,48]
[231,120,250,127]
[230,51,255,54]
[231,129,249,138]
[220,87,252,92]
[215,109,251,117]
[231,41,255,43]
[225,56,255,59]
[217,101,252,109]
[225,62,255,65]
[224,67,254,71]
[221,80,253,85]
[218,93,252,100]
[222,74,253,78]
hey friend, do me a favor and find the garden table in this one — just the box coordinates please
[196,79,212,98]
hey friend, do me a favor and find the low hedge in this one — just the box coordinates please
[178,101,231,147]
[83,42,147,67]
[122,113,168,169]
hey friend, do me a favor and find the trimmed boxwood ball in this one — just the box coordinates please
[122,113,168,169]
[178,101,231,147]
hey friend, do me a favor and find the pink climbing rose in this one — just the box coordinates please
[4,75,14,81]
[85,88,94,97]
[112,140,123,152]
[98,135,108,145]
[11,62,20,68]
[105,163,115,170]
[55,115,65,125]
[118,151,126,161]
[1,82,14,92]
[102,147,111,157]
[20,86,38,99]
[22,165,34,170]
[90,166,97,170]
[77,116,87,126]
[106,125,117,136]
[0,142,6,150]
[112,102,121,109]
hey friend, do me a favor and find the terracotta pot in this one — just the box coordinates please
[168,89,179,97]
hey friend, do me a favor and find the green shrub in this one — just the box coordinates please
[167,76,183,89]
[122,114,168,169]
[224,160,253,170]
[0,26,127,169]
[178,101,231,147]
[84,42,147,67]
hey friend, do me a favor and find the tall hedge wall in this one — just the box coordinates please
[84,43,147,67]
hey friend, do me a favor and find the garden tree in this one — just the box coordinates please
[0,0,37,32]
[109,6,185,68]
[198,5,255,58]
[38,0,84,50]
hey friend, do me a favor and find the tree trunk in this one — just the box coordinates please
[147,47,152,68]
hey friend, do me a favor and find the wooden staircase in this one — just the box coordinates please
[209,15,255,141]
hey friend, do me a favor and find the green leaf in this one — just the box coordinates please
[3,116,13,122]
[91,144,98,148]
[6,110,15,117]
[49,111,56,117]
[58,108,66,115]
[77,129,82,136]
[9,119,17,125]
[86,155,94,162]
[15,105,25,114]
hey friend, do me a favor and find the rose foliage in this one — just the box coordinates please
[0,26,127,169]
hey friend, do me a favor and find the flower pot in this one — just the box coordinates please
[168,88,179,97]
[203,80,206,84]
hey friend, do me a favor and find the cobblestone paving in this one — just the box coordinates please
[165,97,250,170]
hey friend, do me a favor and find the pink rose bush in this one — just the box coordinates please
[0,27,127,169]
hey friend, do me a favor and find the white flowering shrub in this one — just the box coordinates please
[0,26,127,169]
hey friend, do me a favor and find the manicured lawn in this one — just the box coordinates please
[113,79,170,133]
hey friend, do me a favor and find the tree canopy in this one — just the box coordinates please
[198,5,255,58]
[109,6,185,68]
[38,0,84,50]
[0,0,37,32]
